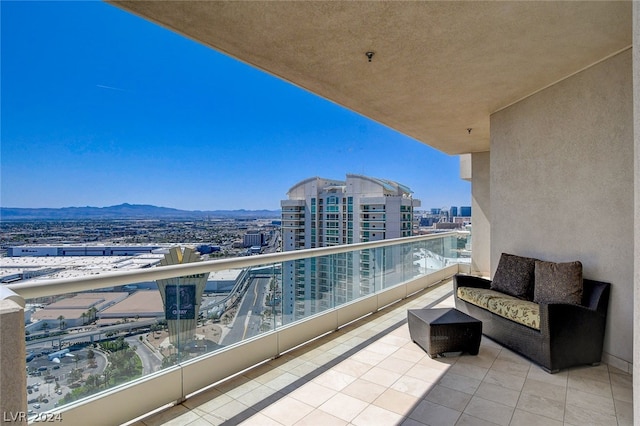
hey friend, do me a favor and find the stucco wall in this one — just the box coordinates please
[470,152,491,277]
[632,1,639,417]
[491,50,633,363]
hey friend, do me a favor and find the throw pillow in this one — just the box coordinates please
[533,260,583,305]
[490,253,537,300]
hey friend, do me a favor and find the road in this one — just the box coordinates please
[221,276,270,345]
[125,336,162,375]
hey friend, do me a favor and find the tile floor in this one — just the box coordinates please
[131,281,633,426]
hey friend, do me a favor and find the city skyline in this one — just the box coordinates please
[1,1,470,211]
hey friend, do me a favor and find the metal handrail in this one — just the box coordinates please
[7,231,465,299]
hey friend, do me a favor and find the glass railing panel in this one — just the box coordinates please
[24,283,176,414]
[15,231,470,420]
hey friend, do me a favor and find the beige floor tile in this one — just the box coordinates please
[311,368,357,391]
[564,403,618,426]
[568,374,613,398]
[263,371,302,392]
[360,365,402,387]
[408,399,461,426]
[181,387,226,411]
[567,364,611,384]
[405,363,451,384]
[448,361,489,381]
[462,396,514,426]
[399,417,428,426]
[332,358,373,378]
[288,380,337,407]
[612,383,634,403]
[509,409,562,426]
[198,412,226,426]
[521,377,567,401]
[238,412,282,426]
[516,392,565,422]
[208,399,255,423]
[259,396,314,426]
[481,369,525,392]
[352,404,405,426]
[221,377,262,400]
[379,333,410,348]
[367,341,401,357]
[489,358,530,378]
[286,360,326,378]
[235,385,283,408]
[437,372,482,395]
[372,387,420,415]
[609,371,632,388]
[473,382,520,408]
[141,405,202,426]
[614,399,634,426]
[565,388,616,416]
[184,393,233,416]
[341,378,388,403]
[308,350,343,366]
[424,384,472,412]
[318,393,369,422]
[295,409,348,426]
[351,348,390,366]
[393,345,428,363]
[525,364,568,387]
[390,374,437,398]
[377,355,416,374]
[454,413,501,426]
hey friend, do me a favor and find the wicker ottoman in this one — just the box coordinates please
[408,308,482,358]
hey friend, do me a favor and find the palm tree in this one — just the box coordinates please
[81,312,87,325]
[57,315,65,330]
[88,307,98,323]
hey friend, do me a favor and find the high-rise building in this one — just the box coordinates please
[243,232,264,248]
[280,174,420,320]
[460,206,472,217]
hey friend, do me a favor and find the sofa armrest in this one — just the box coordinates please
[540,302,607,363]
[453,274,491,291]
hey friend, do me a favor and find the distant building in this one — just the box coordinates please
[7,245,162,257]
[450,206,458,217]
[280,174,420,320]
[460,206,472,217]
[243,232,264,248]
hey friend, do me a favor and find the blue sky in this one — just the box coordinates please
[1,1,470,211]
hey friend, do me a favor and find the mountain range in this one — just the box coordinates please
[0,203,281,220]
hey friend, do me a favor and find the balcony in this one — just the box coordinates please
[132,281,633,426]
[1,231,632,425]
[2,232,465,423]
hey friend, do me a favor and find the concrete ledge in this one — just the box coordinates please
[1,299,27,425]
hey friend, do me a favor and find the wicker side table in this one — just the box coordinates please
[408,308,482,358]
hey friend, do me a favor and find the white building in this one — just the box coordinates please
[280,174,420,320]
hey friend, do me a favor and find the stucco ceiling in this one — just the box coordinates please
[110,1,631,155]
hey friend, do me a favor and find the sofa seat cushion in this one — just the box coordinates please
[457,287,518,308]
[486,298,540,330]
[457,287,541,330]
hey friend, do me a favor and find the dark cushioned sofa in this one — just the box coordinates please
[453,253,610,373]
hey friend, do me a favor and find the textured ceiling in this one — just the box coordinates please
[111,1,631,155]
